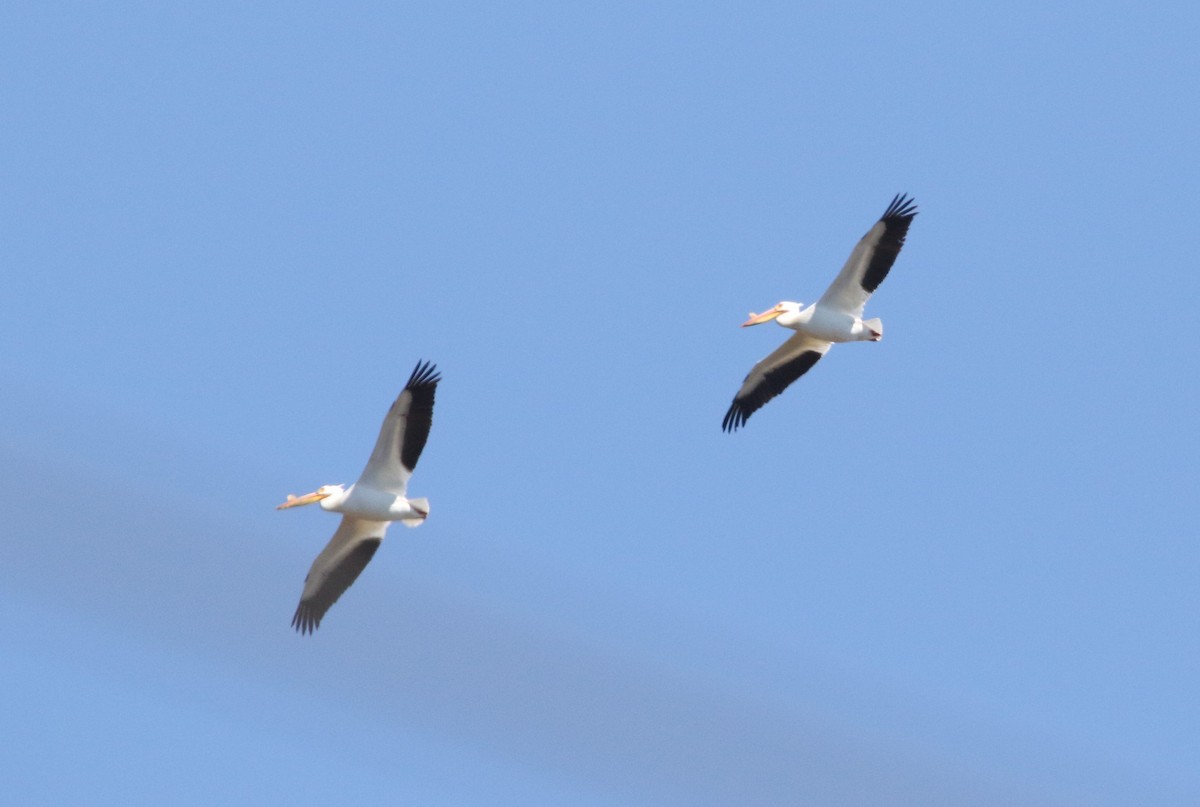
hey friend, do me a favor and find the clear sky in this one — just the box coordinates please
[3,1,1198,804]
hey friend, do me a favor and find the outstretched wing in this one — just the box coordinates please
[356,360,441,495]
[292,516,388,634]
[817,194,917,317]
[722,333,833,432]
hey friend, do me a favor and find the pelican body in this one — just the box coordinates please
[280,483,428,524]
[723,194,917,432]
[278,360,441,634]
[751,301,883,344]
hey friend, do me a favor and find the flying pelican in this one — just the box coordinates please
[278,360,441,634]
[722,194,918,432]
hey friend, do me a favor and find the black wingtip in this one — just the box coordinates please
[291,602,319,635]
[882,193,918,221]
[405,359,441,390]
[722,402,748,433]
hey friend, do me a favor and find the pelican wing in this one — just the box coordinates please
[817,194,917,317]
[292,516,389,634]
[723,333,833,431]
[357,360,441,494]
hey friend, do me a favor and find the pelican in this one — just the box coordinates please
[278,360,441,634]
[722,194,918,432]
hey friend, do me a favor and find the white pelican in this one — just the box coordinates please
[722,194,918,432]
[278,360,441,634]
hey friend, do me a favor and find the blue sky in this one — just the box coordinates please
[3,1,1198,803]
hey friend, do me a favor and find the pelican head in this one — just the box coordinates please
[277,484,346,510]
[742,301,804,328]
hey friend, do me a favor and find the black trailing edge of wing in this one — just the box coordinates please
[722,350,824,432]
[861,193,918,294]
[399,360,440,473]
[292,538,383,635]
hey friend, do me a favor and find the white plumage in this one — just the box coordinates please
[278,360,441,634]
[723,195,917,432]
